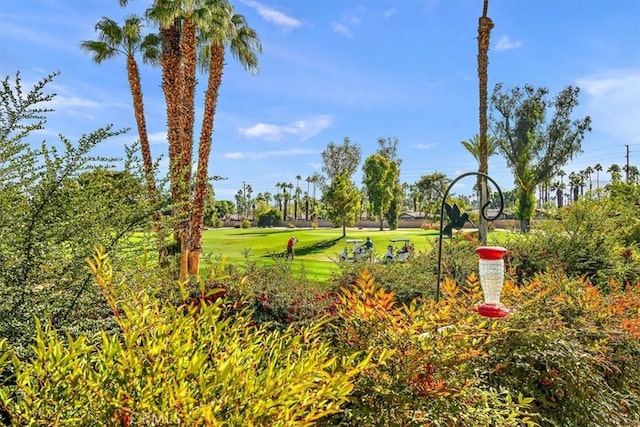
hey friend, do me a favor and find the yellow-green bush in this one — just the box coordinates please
[322,271,537,426]
[0,250,384,426]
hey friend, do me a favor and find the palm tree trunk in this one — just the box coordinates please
[189,43,225,275]
[126,55,167,259]
[161,23,182,242]
[477,0,494,244]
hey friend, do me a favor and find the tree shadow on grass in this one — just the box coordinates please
[263,237,344,258]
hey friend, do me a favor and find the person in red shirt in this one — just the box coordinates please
[286,236,297,260]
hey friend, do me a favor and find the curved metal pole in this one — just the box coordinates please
[435,172,504,302]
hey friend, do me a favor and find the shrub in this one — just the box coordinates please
[241,219,252,228]
[234,258,338,326]
[0,72,153,356]
[209,215,223,228]
[321,271,537,426]
[256,208,281,227]
[479,273,640,426]
[0,250,385,425]
[504,196,640,288]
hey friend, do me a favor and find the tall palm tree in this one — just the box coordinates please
[80,16,161,211]
[310,173,322,220]
[274,193,283,213]
[594,163,602,193]
[115,0,261,277]
[477,0,494,244]
[628,165,640,184]
[552,180,565,209]
[294,175,302,220]
[608,163,622,183]
[275,182,286,213]
[305,176,312,220]
[584,166,594,193]
[147,0,205,277]
[568,172,581,202]
[283,182,293,220]
[150,1,260,275]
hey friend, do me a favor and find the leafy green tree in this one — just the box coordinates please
[323,173,362,237]
[414,172,450,220]
[384,183,404,230]
[321,137,361,180]
[490,83,591,231]
[321,138,362,234]
[214,200,235,220]
[257,208,282,227]
[363,154,399,231]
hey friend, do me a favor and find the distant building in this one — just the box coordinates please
[228,214,255,221]
[399,211,425,220]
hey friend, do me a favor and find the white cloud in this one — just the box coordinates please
[577,68,640,144]
[495,35,522,51]
[331,22,352,38]
[241,0,302,30]
[238,115,334,142]
[414,142,437,150]
[148,131,167,145]
[383,8,397,19]
[47,95,100,109]
[224,152,245,159]
[222,148,317,160]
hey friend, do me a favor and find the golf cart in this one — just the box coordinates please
[339,239,373,262]
[384,238,415,262]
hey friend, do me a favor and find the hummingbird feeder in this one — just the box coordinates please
[471,246,510,318]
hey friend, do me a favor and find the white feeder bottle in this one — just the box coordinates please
[472,246,510,318]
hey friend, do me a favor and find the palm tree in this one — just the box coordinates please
[628,165,640,184]
[283,182,293,220]
[310,173,322,221]
[568,172,581,202]
[584,166,594,194]
[460,133,499,203]
[551,180,565,209]
[460,134,499,164]
[275,182,286,213]
[476,0,494,244]
[305,176,312,220]
[274,193,283,213]
[80,16,161,214]
[114,0,258,276]
[263,191,272,207]
[187,3,261,274]
[608,163,622,183]
[594,163,602,193]
[294,175,302,220]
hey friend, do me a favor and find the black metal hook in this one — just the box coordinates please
[435,172,504,302]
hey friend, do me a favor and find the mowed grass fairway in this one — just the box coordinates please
[200,227,440,283]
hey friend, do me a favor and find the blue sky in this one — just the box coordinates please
[1,0,639,200]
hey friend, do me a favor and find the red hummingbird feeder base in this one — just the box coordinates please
[471,303,510,318]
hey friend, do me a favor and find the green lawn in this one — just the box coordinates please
[200,226,441,282]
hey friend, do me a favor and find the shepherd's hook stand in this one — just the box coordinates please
[435,172,504,302]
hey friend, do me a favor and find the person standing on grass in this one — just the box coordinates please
[286,236,297,260]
